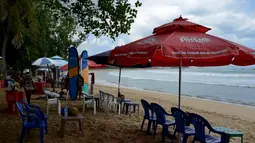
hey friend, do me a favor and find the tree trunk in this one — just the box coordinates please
[2,26,9,76]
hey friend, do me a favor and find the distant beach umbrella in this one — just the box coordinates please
[51,55,64,60]
[37,68,51,71]
[32,57,56,67]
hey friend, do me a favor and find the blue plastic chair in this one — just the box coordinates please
[140,99,156,134]
[22,99,48,134]
[189,113,226,143]
[16,102,46,143]
[151,103,175,142]
[171,107,195,143]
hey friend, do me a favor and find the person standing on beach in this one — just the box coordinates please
[22,69,35,104]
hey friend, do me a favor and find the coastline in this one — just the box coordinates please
[94,83,255,121]
[91,68,255,107]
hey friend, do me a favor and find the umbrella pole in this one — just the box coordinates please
[117,67,122,94]
[178,59,182,109]
[177,59,182,143]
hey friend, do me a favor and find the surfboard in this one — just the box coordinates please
[68,47,79,100]
[81,50,89,95]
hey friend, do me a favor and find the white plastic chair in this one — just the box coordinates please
[99,90,105,109]
[108,96,120,115]
[82,92,96,114]
[105,94,113,112]
[44,90,61,115]
[102,93,109,111]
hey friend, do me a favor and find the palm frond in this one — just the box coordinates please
[0,0,8,22]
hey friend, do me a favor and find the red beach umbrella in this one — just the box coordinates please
[108,16,255,108]
[60,60,106,71]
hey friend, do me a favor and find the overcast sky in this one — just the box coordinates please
[77,0,255,56]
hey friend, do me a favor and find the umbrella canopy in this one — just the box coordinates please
[50,55,67,67]
[32,57,57,67]
[87,60,106,68]
[109,16,255,67]
[53,59,68,67]
[87,50,112,65]
[37,68,51,71]
[60,60,106,71]
[51,55,64,60]
[153,16,211,34]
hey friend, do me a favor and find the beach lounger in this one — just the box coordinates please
[151,103,175,142]
[171,107,195,143]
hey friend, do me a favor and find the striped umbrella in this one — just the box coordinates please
[32,57,56,67]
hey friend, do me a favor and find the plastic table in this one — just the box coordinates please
[123,102,140,115]
[60,114,84,138]
[213,126,243,143]
[5,90,25,115]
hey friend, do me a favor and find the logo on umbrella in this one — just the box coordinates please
[180,37,211,43]
[137,37,157,44]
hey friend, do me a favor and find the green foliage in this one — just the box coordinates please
[1,0,142,73]
[14,0,77,70]
[0,0,37,48]
[55,0,142,40]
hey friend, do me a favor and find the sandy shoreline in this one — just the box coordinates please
[95,83,255,121]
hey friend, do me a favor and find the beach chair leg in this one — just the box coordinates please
[182,135,188,143]
[45,120,48,134]
[171,129,177,143]
[58,99,61,115]
[162,126,166,143]
[118,103,121,115]
[93,102,96,114]
[138,105,140,115]
[79,119,84,136]
[60,119,66,138]
[82,102,85,114]
[141,117,145,131]
[46,104,49,115]
[153,124,158,139]
[126,104,129,115]
[147,120,152,134]
[39,127,44,143]
[20,127,26,143]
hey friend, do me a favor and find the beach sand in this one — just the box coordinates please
[0,84,254,143]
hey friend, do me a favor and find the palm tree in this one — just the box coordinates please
[0,0,37,74]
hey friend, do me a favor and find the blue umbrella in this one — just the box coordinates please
[50,55,67,67]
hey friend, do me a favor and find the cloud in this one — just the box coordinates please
[77,0,255,55]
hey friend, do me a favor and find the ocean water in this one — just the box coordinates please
[92,65,255,106]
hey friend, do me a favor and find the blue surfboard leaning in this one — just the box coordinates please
[68,47,79,100]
